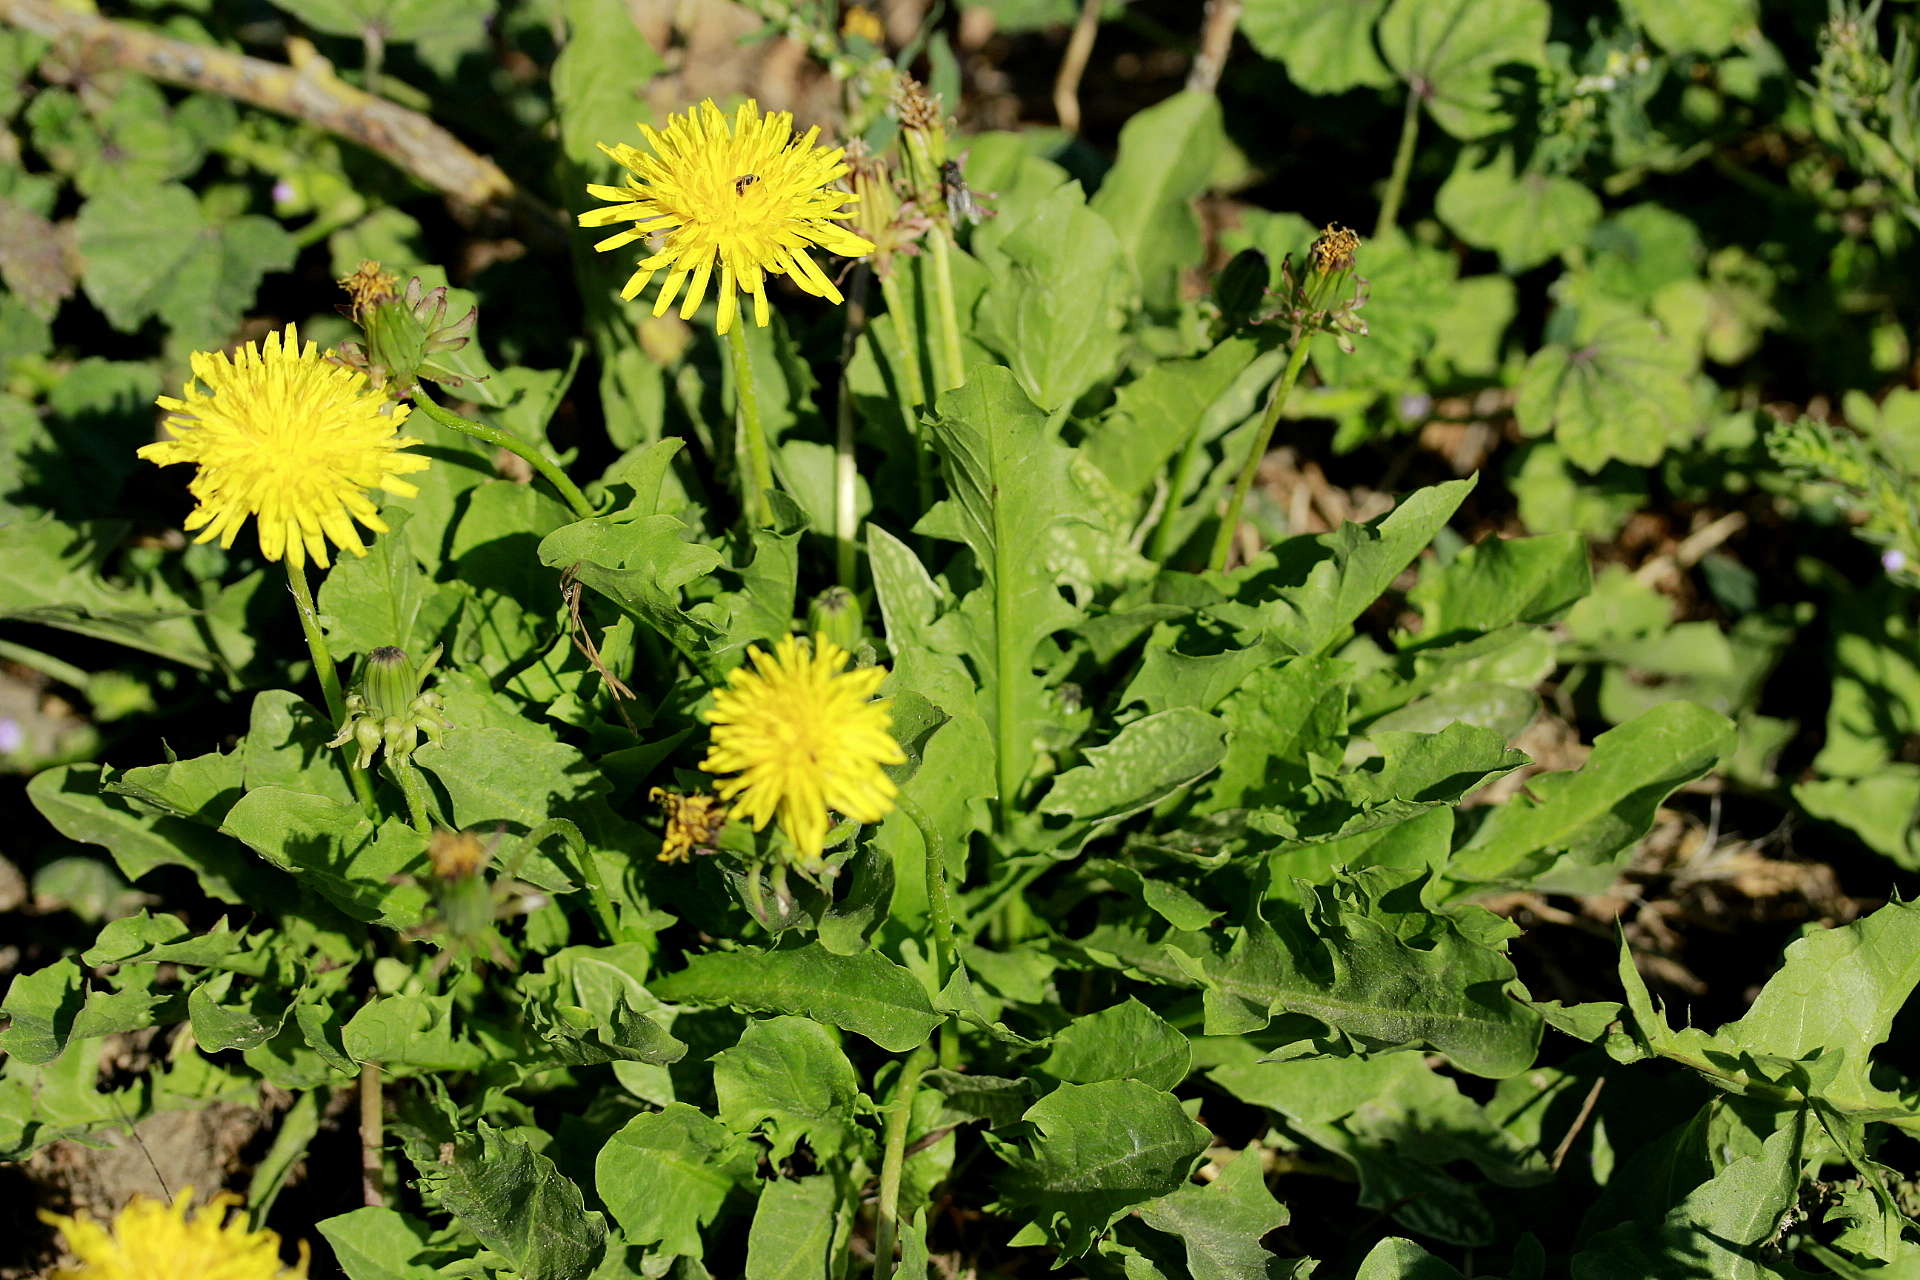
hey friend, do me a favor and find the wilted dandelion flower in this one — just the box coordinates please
[138,325,428,570]
[578,99,875,334]
[700,634,905,865]
[649,786,728,863]
[40,1188,308,1280]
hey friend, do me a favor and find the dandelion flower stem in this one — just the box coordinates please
[1376,88,1421,238]
[727,321,777,528]
[286,558,378,818]
[359,1062,385,1207]
[876,271,927,407]
[385,759,434,836]
[412,392,595,520]
[835,268,872,588]
[927,228,967,394]
[873,1040,935,1279]
[1208,335,1314,573]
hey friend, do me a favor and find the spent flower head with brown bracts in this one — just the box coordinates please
[138,325,429,570]
[578,99,876,335]
[331,260,480,397]
[40,1187,309,1280]
[650,787,728,863]
[1264,222,1371,353]
[699,633,905,870]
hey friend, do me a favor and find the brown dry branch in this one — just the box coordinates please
[1053,0,1103,135]
[1186,0,1243,95]
[0,0,548,228]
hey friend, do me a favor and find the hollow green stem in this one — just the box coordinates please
[835,268,873,590]
[1208,335,1314,573]
[725,322,776,527]
[926,228,967,394]
[876,270,934,530]
[413,393,594,520]
[286,559,378,818]
[899,792,959,1070]
[0,635,91,690]
[872,1041,935,1279]
[385,758,434,835]
[1376,88,1421,238]
[1150,423,1208,564]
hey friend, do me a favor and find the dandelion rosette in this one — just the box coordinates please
[40,1188,308,1280]
[699,633,905,866]
[139,325,429,570]
[578,99,875,334]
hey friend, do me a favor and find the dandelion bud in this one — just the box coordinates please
[807,586,863,653]
[327,644,452,770]
[893,75,951,222]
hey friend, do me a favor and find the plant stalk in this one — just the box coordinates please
[835,267,873,589]
[899,792,959,1070]
[725,322,777,527]
[876,270,934,528]
[926,228,967,394]
[1208,335,1314,572]
[386,758,434,835]
[0,636,91,690]
[872,1041,936,1279]
[358,1063,385,1207]
[1376,87,1421,238]
[413,393,594,520]
[285,559,378,818]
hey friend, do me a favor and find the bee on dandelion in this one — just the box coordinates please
[700,633,905,870]
[138,324,429,570]
[578,99,876,335]
[40,1188,309,1280]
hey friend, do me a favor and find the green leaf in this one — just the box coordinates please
[1219,478,1475,657]
[1089,92,1227,314]
[317,1208,444,1280]
[1445,702,1734,893]
[188,972,295,1052]
[1435,150,1603,272]
[652,943,942,1052]
[973,184,1132,410]
[744,1176,839,1280]
[552,0,666,169]
[270,0,490,46]
[28,765,274,904]
[920,367,1093,811]
[1513,301,1700,472]
[1355,1238,1466,1280]
[1406,532,1591,649]
[316,509,456,658]
[595,1104,757,1259]
[1205,656,1349,812]
[341,994,489,1073]
[991,1079,1210,1258]
[74,182,294,343]
[713,1016,861,1162]
[1173,871,1543,1077]
[1040,998,1191,1092]
[219,788,430,929]
[408,1121,606,1280]
[1378,0,1549,139]
[1137,1147,1291,1280]
[1618,0,1755,55]
[0,958,165,1065]
[1084,338,1258,505]
[0,517,219,668]
[538,513,725,672]
[1040,709,1227,834]
[1795,768,1920,866]
[1242,0,1393,93]
[413,726,611,831]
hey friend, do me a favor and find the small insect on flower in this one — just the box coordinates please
[578,99,876,334]
[940,158,991,226]
[40,1187,309,1280]
[138,325,429,570]
[699,633,905,869]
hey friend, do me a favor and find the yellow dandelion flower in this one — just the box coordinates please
[841,4,885,42]
[578,99,876,335]
[700,634,905,864]
[41,1188,308,1280]
[138,324,430,570]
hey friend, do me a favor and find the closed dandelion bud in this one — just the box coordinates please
[807,586,863,652]
[327,644,451,770]
[847,142,925,279]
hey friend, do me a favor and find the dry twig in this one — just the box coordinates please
[1186,0,1243,94]
[1053,0,1103,135]
[0,0,535,221]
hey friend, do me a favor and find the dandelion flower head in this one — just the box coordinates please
[40,1188,308,1280]
[139,325,428,570]
[649,786,728,863]
[579,99,876,335]
[700,634,905,865]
